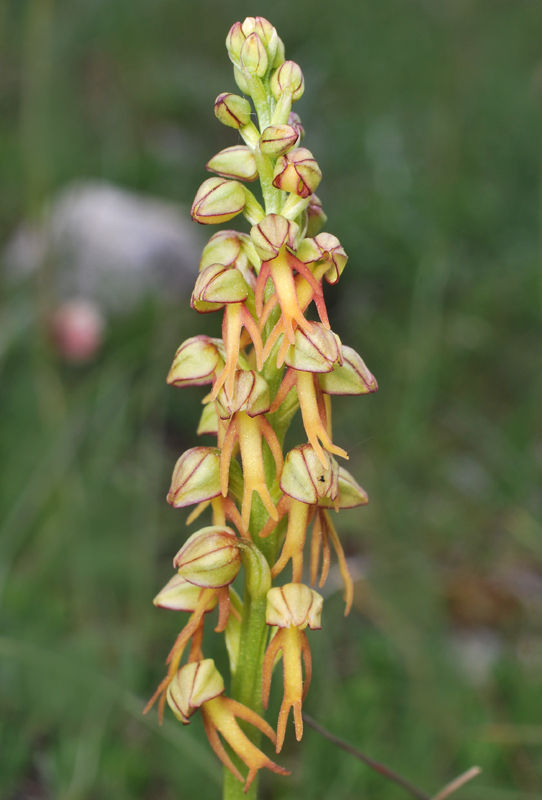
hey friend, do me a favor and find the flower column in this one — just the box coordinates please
[146,17,377,800]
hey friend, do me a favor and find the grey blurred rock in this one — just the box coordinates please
[4,181,203,313]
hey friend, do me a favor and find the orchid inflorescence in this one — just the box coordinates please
[145,16,377,796]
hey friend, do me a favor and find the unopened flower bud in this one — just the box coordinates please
[206,146,258,182]
[288,112,305,141]
[241,16,273,44]
[240,32,268,78]
[259,124,299,158]
[200,230,254,270]
[191,178,246,226]
[153,574,218,612]
[215,370,270,419]
[280,444,338,505]
[266,583,323,630]
[167,336,225,388]
[167,659,225,723]
[318,466,368,510]
[214,93,252,129]
[285,323,342,374]
[191,265,249,312]
[270,60,305,101]
[319,345,378,395]
[167,447,222,508]
[173,526,241,588]
[250,213,299,261]
[306,195,327,237]
[200,231,242,271]
[226,21,246,64]
[272,148,322,198]
[240,17,281,67]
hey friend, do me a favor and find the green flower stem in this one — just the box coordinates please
[223,541,272,800]
[253,149,282,214]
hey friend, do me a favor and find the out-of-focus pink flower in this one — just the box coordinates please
[51,300,105,363]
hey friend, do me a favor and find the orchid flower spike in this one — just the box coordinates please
[148,17,377,794]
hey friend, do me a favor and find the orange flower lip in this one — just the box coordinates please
[202,695,289,791]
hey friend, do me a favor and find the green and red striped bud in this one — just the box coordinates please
[213,92,252,129]
[206,145,258,182]
[173,526,241,588]
[191,177,246,225]
[167,447,222,509]
[259,124,299,158]
[272,148,322,198]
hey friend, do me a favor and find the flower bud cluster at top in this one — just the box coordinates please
[146,17,377,795]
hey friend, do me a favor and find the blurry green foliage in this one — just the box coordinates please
[1,0,541,798]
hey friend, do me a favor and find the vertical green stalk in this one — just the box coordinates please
[223,541,271,800]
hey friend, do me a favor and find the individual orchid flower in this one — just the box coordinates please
[260,444,338,581]
[250,214,325,345]
[262,583,323,752]
[144,577,226,722]
[213,368,284,528]
[270,341,377,467]
[191,263,264,397]
[165,658,289,792]
[260,234,347,365]
[146,529,243,720]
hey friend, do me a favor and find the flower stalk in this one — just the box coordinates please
[146,17,377,800]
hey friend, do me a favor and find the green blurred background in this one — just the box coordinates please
[1,0,541,798]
